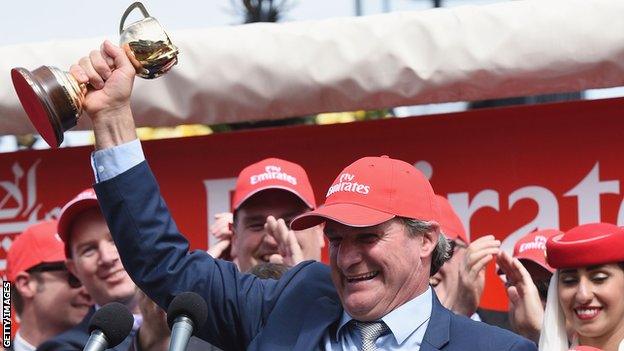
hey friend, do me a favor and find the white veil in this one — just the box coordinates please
[538,271,569,351]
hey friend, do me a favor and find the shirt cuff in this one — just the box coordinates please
[91,139,145,183]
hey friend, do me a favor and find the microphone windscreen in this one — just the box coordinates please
[88,302,134,347]
[166,292,208,330]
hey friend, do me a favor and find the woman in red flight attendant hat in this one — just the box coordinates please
[539,223,624,351]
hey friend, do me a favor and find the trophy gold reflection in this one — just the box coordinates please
[11,2,179,148]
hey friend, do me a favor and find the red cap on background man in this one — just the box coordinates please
[232,158,316,211]
[291,156,439,230]
[513,229,562,273]
[435,195,469,244]
[6,220,65,281]
[57,188,99,255]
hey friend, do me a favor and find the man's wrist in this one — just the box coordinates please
[91,104,138,150]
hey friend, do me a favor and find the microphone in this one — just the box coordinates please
[84,302,134,351]
[167,292,208,351]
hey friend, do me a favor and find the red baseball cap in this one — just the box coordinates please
[291,156,439,230]
[547,222,624,269]
[513,229,561,273]
[6,220,65,281]
[435,195,469,244]
[57,188,100,255]
[232,158,316,211]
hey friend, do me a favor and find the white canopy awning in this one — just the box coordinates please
[1,0,623,135]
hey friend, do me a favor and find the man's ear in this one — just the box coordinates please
[230,228,239,258]
[315,224,326,248]
[14,272,36,298]
[420,221,440,258]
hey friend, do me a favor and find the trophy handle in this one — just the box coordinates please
[119,2,151,35]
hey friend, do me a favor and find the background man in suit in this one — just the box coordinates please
[38,189,170,351]
[72,40,537,350]
[6,220,91,351]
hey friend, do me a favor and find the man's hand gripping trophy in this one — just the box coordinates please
[11,2,178,148]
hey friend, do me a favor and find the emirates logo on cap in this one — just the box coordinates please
[250,165,298,185]
[518,235,547,253]
[326,173,371,197]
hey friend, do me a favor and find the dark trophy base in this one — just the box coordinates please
[11,66,80,148]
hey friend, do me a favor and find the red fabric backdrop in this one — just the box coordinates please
[2,97,624,314]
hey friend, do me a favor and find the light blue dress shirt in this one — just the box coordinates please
[91,139,434,350]
[322,287,432,351]
[91,138,145,182]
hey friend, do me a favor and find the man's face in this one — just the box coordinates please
[325,219,437,321]
[430,239,467,310]
[22,267,91,331]
[232,189,322,272]
[66,208,137,306]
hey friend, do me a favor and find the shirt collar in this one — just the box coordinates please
[335,286,433,345]
[14,331,36,351]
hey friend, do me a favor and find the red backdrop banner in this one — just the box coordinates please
[2,97,624,312]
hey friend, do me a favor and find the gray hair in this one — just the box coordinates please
[400,218,452,276]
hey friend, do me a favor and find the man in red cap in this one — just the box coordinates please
[6,220,91,351]
[73,43,536,349]
[497,229,562,343]
[508,229,559,306]
[429,195,485,316]
[431,195,511,329]
[38,190,170,351]
[228,158,324,272]
[40,189,218,351]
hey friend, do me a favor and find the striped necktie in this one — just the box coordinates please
[354,321,389,351]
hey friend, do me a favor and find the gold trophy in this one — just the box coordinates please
[11,2,179,148]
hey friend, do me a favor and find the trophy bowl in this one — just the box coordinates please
[11,2,179,148]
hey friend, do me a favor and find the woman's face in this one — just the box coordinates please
[558,264,624,342]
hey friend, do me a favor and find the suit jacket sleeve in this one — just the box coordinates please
[509,338,538,351]
[94,161,295,351]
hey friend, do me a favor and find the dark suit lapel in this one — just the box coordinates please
[293,296,342,350]
[420,292,450,351]
[75,307,97,348]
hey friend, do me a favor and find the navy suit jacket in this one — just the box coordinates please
[36,307,135,351]
[94,161,536,351]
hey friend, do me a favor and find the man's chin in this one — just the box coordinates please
[342,296,381,320]
[100,285,138,306]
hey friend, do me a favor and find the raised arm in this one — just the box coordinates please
[73,41,281,350]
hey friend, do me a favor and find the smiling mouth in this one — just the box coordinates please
[101,270,124,281]
[72,302,92,309]
[345,271,379,283]
[574,307,602,320]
